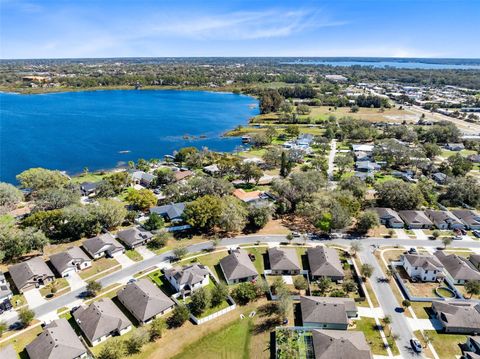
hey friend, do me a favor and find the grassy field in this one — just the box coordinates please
[304,105,415,123]
[352,317,399,356]
[39,278,69,298]
[172,318,252,359]
[70,171,109,184]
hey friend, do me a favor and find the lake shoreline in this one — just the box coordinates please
[1,90,259,183]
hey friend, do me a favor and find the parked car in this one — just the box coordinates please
[410,338,422,353]
[408,248,417,254]
[473,230,480,238]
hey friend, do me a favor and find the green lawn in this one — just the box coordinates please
[147,271,176,296]
[172,318,252,359]
[424,330,467,359]
[79,257,120,280]
[353,317,399,356]
[70,171,108,184]
[39,278,70,298]
[245,247,267,273]
[125,249,143,262]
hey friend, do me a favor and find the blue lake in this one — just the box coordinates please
[284,60,480,70]
[0,90,259,183]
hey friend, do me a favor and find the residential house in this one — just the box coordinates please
[446,143,465,151]
[354,151,371,162]
[0,345,17,359]
[117,227,153,249]
[434,251,480,284]
[173,170,193,182]
[203,164,220,175]
[432,172,448,185]
[219,248,258,285]
[232,189,269,205]
[462,336,480,359]
[72,298,132,346]
[307,247,344,281]
[351,144,374,153]
[80,181,101,197]
[425,210,465,230]
[451,210,480,230]
[26,318,88,359]
[0,271,13,302]
[470,254,480,270]
[398,210,433,229]
[49,247,92,277]
[117,278,175,325]
[355,161,381,173]
[164,264,210,292]
[401,253,444,282]
[311,330,373,359]
[150,202,186,222]
[9,257,55,293]
[372,208,404,228]
[268,247,301,275]
[300,296,357,329]
[131,171,156,187]
[82,232,125,259]
[431,301,480,334]
[468,154,480,163]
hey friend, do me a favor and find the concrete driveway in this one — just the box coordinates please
[395,229,410,239]
[412,229,428,240]
[24,288,47,308]
[136,246,155,259]
[116,253,135,267]
[65,271,86,291]
[407,318,443,331]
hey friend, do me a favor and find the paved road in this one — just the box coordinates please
[5,234,478,355]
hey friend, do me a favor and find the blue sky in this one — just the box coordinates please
[1,0,479,59]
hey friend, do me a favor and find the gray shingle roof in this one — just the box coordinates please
[219,249,258,282]
[49,247,90,275]
[9,257,54,291]
[165,264,209,287]
[117,279,174,323]
[82,232,124,256]
[117,227,153,247]
[434,251,480,281]
[73,298,132,343]
[451,210,480,228]
[425,210,463,228]
[25,318,87,359]
[268,247,301,271]
[398,210,433,226]
[307,247,344,278]
[300,296,356,326]
[372,208,403,223]
[312,330,372,359]
[150,203,186,220]
[404,253,444,272]
[432,301,480,331]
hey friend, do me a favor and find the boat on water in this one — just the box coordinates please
[118,150,131,154]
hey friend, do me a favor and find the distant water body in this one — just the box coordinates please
[284,60,480,70]
[0,90,259,183]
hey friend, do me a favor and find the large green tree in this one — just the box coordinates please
[16,168,68,192]
[183,195,222,231]
[0,182,24,214]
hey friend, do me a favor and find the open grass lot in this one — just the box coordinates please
[424,330,467,359]
[79,257,120,280]
[352,317,399,356]
[70,171,109,184]
[302,105,415,123]
[440,149,477,158]
[172,319,252,359]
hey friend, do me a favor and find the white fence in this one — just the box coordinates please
[191,303,237,325]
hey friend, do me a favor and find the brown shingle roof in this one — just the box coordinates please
[268,247,301,271]
[300,296,356,326]
[219,249,258,282]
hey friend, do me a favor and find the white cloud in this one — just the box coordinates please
[146,9,346,40]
